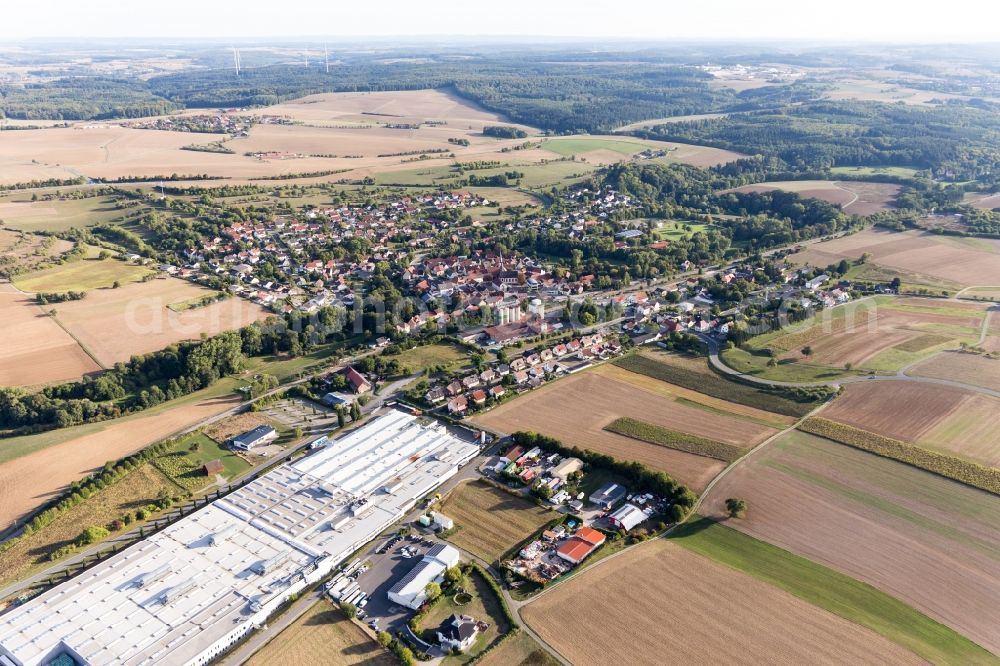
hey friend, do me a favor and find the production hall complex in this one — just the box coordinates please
[0,410,479,666]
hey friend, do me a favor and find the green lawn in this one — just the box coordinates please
[393,343,469,373]
[13,257,153,292]
[830,166,920,179]
[417,568,512,664]
[670,517,998,665]
[720,347,859,382]
[539,137,652,157]
[656,220,713,240]
[154,432,251,491]
[0,194,146,233]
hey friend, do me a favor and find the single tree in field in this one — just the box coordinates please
[725,498,747,519]
[801,345,813,357]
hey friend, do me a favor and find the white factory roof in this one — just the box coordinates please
[0,411,479,666]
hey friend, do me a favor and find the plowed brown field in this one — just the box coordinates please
[819,381,1000,466]
[789,229,1000,288]
[522,539,923,666]
[703,430,1000,655]
[473,369,782,492]
[0,291,100,387]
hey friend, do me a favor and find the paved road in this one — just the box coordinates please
[221,587,327,665]
[697,303,1000,399]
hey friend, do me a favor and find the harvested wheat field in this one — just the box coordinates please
[473,369,782,492]
[52,278,269,366]
[727,180,900,215]
[0,392,239,530]
[820,381,1000,466]
[522,539,922,666]
[789,228,1000,289]
[702,429,1000,656]
[438,480,555,562]
[910,351,1000,393]
[0,291,100,387]
[246,599,394,666]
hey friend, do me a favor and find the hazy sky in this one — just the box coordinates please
[3,0,999,42]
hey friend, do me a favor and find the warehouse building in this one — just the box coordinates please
[388,544,461,610]
[0,411,478,666]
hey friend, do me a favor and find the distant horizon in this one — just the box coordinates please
[3,0,1000,43]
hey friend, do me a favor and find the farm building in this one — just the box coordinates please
[0,411,478,666]
[550,457,584,480]
[344,366,372,394]
[556,527,607,565]
[608,503,649,532]
[202,459,224,476]
[589,482,627,510]
[230,425,278,451]
[388,543,461,610]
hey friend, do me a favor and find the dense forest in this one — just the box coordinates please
[0,78,178,120]
[633,100,1000,184]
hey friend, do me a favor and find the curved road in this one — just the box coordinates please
[698,304,1000,399]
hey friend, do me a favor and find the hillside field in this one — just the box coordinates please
[702,429,1000,657]
[818,381,1000,467]
[788,228,1000,291]
[726,180,900,216]
[727,296,988,378]
[473,363,787,492]
[521,539,927,666]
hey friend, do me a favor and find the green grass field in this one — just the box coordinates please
[720,347,859,382]
[153,432,251,491]
[393,343,469,373]
[830,166,920,179]
[0,194,146,233]
[604,417,743,462]
[13,258,153,292]
[656,220,713,240]
[539,137,653,157]
[670,517,999,665]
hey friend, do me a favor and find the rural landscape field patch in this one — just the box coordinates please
[473,367,781,492]
[702,429,1000,656]
[789,229,1000,290]
[438,480,556,563]
[50,278,269,367]
[522,539,925,665]
[819,382,1000,467]
[246,599,394,666]
[0,290,100,387]
[727,180,900,215]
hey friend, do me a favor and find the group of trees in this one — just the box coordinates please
[0,330,246,431]
[635,100,1000,185]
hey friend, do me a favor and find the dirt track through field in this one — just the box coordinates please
[702,430,1000,655]
[0,394,239,530]
[522,539,923,666]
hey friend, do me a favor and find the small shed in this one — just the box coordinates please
[203,459,224,476]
